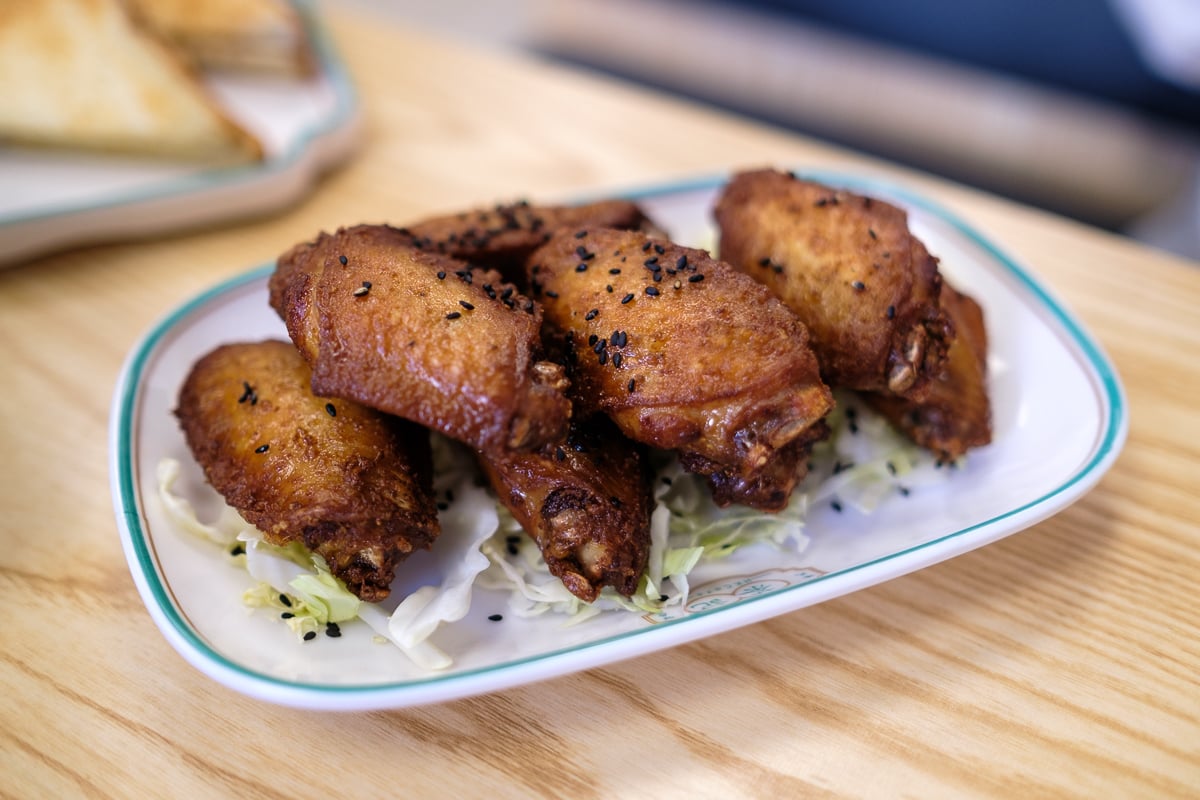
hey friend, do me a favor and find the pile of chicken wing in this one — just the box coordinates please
[175,168,992,606]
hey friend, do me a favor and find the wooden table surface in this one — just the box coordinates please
[2,7,1197,798]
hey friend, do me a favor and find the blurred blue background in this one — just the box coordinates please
[338,0,1200,259]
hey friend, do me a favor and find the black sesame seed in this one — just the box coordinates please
[445,311,462,320]
[556,447,566,462]
[831,499,844,513]
[279,593,292,607]
[852,280,865,291]
[459,300,474,310]
[338,254,348,265]
[644,286,660,296]
[593,339,606,354]
[676,255,688,270]
[576,245,594,260]
[641,241,652,252]
[238,381,257,405]
[588,334,599,346]
[654,244,665,255]
[758,257,771,267]
[609,268,621,275]
[886,305,896,319]
[643,256,659,267]
[488,614,503,622]
[575,263,588,272]
[612,352,623,367]
[597,350,608,365]
[437,270,446,280]
[325,402,336,417]
[545,290,559,298]
[325,622,341,638]
[606,285,613,293]
[574,230,588,239]
[688,274,704,283]
[621,293,634,304]
[229,544,245,557]
[659,594,669,602]
[281,612,295,619]
[868,228,877,240]
[585,308,599,321]
[899,486,911,497]
[255,444,269,454]
[628,378,636,392]
[303,631,317,641]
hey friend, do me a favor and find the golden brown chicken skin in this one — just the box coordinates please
[478,417,654,602]
[394,199,660,285]
[174,340,440,602]
[864,284,992,462]
[269,224,571,455]
[714,169,953,401]
[528,227,834,511]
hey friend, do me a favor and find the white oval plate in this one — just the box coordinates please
[109,172,1127,710]
[0,1,359,268]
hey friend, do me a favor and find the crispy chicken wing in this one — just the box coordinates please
[528,227,834,511]
[864,284,992,461]
[714,169,953,401]
[174,340,439,602]
[395,199,660,284]
[478,417,654,602]
[269,224,571,455]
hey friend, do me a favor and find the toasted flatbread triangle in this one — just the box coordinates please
[128,0,313,75]
[0,0,262,162]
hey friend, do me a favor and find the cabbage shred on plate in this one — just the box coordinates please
[157,393,946,670]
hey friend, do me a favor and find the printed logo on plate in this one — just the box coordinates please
[644,566,826,623]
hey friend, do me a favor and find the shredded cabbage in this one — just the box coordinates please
[159,393,944,669]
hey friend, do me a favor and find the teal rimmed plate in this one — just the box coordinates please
[0,1,358,267]
[109,172,1127,710]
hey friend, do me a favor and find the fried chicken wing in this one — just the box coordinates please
[714,169,953,401]
[396,199,661,284]
[478,417,654,601]
[174,340,439,602]
[864,284,992,461]
[528,227,834,511]
[269,224,571,455]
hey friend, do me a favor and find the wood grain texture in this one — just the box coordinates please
[1,4,1197,797]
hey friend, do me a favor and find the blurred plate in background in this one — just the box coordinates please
[0,2,359,268]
